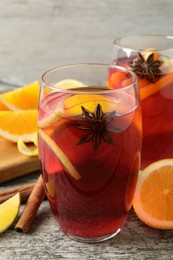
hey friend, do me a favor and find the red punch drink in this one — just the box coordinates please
[38,64,142,242]
[111,36,173,169]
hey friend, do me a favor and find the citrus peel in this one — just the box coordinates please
[17,133,38,156]
[39,129,81,180]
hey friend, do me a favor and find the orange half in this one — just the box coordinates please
[133,159,173,230]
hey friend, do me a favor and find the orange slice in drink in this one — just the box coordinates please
[143,48,160,61]
[39,129,81,180]
[140,71,173,101]
[0,81,39,110]
[0,110,38,142]
[107,71,129,89]
[133,159,173,230]
[64,94,129,117]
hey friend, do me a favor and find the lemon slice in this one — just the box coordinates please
[0,193,21,233]
[39,129,81,180]
[55,79,86,89]
[38,112,62,128]
[17,139,38,156]
[17,132,38,156]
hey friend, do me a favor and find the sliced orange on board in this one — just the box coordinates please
[0,81,39,110]
[0,110,38,142]
[0,101,9,110]
[133,159,173,230]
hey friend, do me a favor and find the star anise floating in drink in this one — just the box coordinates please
[128,52,164,83]
[75,104,120,151]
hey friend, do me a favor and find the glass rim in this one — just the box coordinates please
[41,63,137,95]
[113,34,173,52]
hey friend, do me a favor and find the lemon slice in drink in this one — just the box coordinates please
[55,79,86,89]
[0,193,21,233]
[39,129,81,180]
[39,112,62,128]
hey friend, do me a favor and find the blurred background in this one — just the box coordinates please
[0,0,173,84]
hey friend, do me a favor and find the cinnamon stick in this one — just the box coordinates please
[15,175,46,233]
[0,183,35,204]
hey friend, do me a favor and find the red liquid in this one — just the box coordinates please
[38,90,142,239]
[140,81,173,169]
[111,58,173,169]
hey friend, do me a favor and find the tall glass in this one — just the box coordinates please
[111,35,173,169]
[38,64,142,242]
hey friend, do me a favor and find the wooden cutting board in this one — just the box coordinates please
[0,138,40,184]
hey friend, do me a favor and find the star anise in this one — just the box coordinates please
[75,104,120,151]
[128,52,164,82]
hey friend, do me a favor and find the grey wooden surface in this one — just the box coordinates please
[0,0,173,259]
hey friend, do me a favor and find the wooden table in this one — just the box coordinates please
[0,1,173,259]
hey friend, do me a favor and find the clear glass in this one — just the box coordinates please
[111,35,173,169]
[38,63,142,242]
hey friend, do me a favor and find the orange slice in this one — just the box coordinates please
[0,110,38,142]
[143,48,160,61]
[107,71,131,89]
[39,129,81,180]
[64,94,119,116]
[133,159,173,230]
[0,81,39,110]
[140,71,173,101]
[0,101,9,111]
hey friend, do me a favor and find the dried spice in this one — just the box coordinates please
[75,104,120,151]
[128,52,164,83]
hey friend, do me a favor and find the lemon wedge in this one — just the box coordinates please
[0,193,21,233]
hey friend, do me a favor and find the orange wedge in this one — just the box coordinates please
[0,110,38,142]
[133,159,173,230]
[0,81,39,110]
